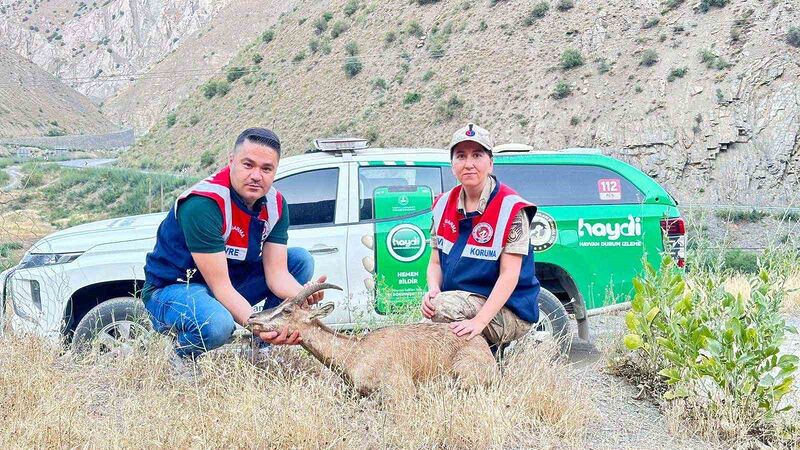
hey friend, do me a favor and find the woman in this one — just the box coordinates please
[421,123,541,347]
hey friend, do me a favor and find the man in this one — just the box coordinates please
[421,123,541,349]
[142,127,325,359]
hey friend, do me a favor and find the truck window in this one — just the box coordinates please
[358,166,442,220]
[493,164,645,205]
[274,168,339,227]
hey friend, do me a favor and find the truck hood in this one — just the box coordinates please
[27,213,166,254]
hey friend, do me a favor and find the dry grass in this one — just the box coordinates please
[0,332,593,449]
[723,273,800,314]
[783,273,800,314]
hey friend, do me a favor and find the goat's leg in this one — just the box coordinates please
[452,342,499,389]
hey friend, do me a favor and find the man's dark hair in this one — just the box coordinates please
[233,127,281,156]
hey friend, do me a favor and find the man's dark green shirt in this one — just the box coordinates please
[141,195,290,301]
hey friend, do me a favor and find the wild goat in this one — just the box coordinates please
[247,282,498,398]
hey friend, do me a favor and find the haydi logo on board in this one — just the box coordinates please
[578,215,642,241]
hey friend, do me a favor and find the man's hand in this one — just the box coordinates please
[421,288,441,319]
[449,317,488,340]
[303,274,327,307]
[258,325,302,345]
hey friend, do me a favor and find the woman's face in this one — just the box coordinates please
[451,141,493,189]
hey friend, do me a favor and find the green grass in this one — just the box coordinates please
[714,208,768,224]
[35,165,197,226]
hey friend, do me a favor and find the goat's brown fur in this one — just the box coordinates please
[248,283,498,399]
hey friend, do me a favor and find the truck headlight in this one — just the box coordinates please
[17,252,83,269]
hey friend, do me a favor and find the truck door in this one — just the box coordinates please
[273,165,351,325]
[345,163,444,325]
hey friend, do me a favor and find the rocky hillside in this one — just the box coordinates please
[0,0,229,102]
[122,0,800,204]
[0,47,115,137]
[101,0,293,132]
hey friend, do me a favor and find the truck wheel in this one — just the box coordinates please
[72,297,152,354]
[505,288,571,357]
[531,288,571,351]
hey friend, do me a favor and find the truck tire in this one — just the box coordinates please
[534,288,571,351]
[72,297,152,353]
[504,288,571,357]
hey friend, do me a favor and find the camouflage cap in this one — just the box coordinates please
[448,123,495,157]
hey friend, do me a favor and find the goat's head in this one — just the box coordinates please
[246,282,342,334]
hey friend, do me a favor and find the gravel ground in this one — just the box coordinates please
[566,311,800,449]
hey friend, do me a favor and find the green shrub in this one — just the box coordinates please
[403,92,422,105]
[421,70,435,81]
[23,170,44,188]
[319,39,332,55]
[189,114,200,126]
[384,31,397,46]
[435,94,464,121]
[617,256,797,440]
[45,128,66,136]
[166,112,177,128]
[292,51,307,62]
[788,27,800,48]
[556,0,573,11]
[330,20,349,38]
[640,49,659,67]
[0,171,9,186]
[226,66,248,82]
[261,29,274,43]
[417,0,440,4]
[251,53,263,64]
[215,80,230,96]
[405,20,423,37]
[642,17,659,29]
[344,41,359,56]
[202,80,223,99]
[722,249,759,274]
[343,0,359,16]
[0,242,22,258]
[524,2,549,25]
[699,0,727,12]
[551,80,572,99]
[666,67,687,82]
[308,38,320,53]
[426,25,451,58]
[313,16,329,35]
[663,0,685,10]
[200,149,217,167]
[322,11,334,21]
[597,58,610,74]
[560,48,583,69]
[372,77,388,90]
[343,56,363,77]
[715,208,768,224]
[569,116,580,126]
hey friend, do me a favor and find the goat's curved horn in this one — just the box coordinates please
[290,282,343,305]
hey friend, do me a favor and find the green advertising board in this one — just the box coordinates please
[372,185,433,314]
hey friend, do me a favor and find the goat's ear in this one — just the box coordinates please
[308,302,335,320]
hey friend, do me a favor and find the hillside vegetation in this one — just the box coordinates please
[0,48,115,138]
[123,0,800,205]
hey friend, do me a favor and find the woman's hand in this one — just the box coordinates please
[421,288,441,319]
[449,317,488,340]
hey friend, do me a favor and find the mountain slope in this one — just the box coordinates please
[0,48,116,138]
[0,0,229,102]
[101,0,294,133]
[123,0,800,204]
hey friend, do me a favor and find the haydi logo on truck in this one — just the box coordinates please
[386,224,426,262]
[578,215,643,247]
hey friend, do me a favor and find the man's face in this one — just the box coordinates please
[229,139,279,207]
[451,141,493,189]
